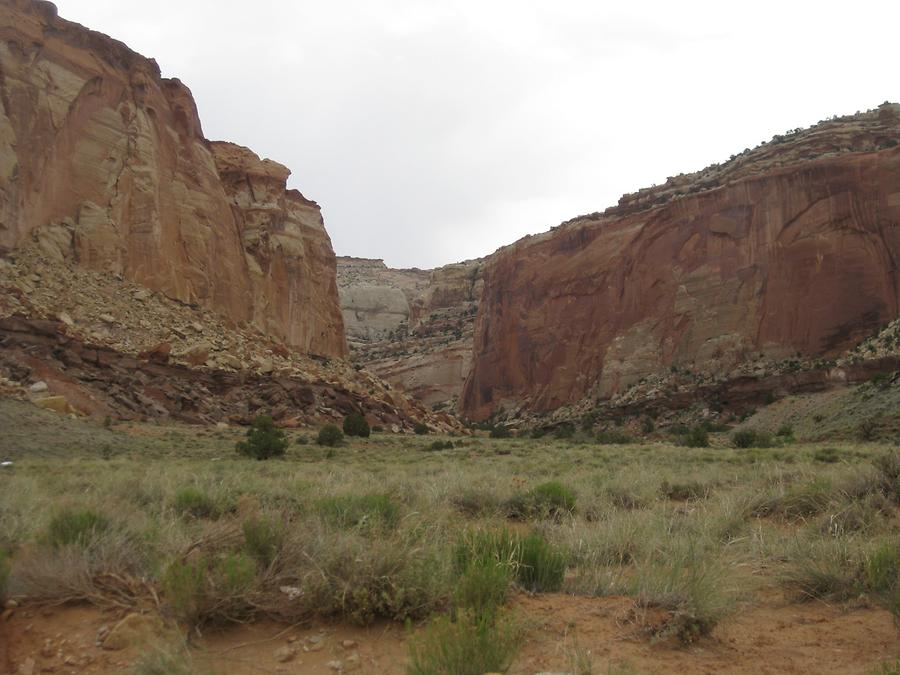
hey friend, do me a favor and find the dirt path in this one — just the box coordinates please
[2,594,898,673]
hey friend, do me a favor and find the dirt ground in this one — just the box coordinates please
[2,591,898,674]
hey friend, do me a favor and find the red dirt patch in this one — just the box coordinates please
[2,594,898,673]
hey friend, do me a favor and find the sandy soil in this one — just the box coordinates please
[2,592,898,674]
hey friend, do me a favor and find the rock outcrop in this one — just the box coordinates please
[0,0,346,357]
[337,258,431,344]
[462,104,900,420]
[337,257,482,409]
[0,245,458,431]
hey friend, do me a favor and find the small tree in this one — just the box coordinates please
[317,424,344,447]
[236,415,288,460]
[343,412,371,438]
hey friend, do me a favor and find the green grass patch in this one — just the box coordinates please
[173,488,217,519]
[506,481,576,519]
[242,516,282,567]
[317,494,400,530]
[407,611,523,675]
[46,509,109,547]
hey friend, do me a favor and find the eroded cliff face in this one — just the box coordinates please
[337,257,482,409]
[0,0,346,357]
[462,105,900,420]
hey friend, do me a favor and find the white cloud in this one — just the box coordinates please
[58,0,899,267]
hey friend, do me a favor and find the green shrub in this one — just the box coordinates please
[173,488,217,519]
[343,413,371,438]
[453,529,520,574]
[489,426,511,439]
[661,480,710,501]
[414,423,430,435]
[751,479,833,521]
[295,435,309,445]
[641,418,655,434]
[867,542,900,598]
[813,447,841,464]
[776,424,794,438]
[453,530,566,593]
[781,540,863,602]
[316,424,344,447]
[858,417,880,441]
[732,429,774,449]
[407,611,523,675]
[454,558,512,618]
[426,440,454,451]
[529,427,547,439]
[162,558,207,623]
[214,553,256,594]
[46,509,109,548]
[517,534,567,592]
[132,641,199,675]
[630,544,733,644]
[553,423,575,440]
[317,494,400,530]
[506,481,576,519]
[236,415,288,460]
[820,499,882,536]
[242,517,282,567]
[875,452,900,503]
[678,426,709,448]
[530,481,576,516]
[451,490,499,518]
[595,430,634,445]
[701,420,731,433]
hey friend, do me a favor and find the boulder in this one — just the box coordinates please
[139,342,172,364]
[177,342,211,366]
[28,381,48,394]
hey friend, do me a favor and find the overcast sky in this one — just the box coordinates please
[58,1,898,269]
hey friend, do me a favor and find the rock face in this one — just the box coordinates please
[337,257,482,409]
[337,258,431,344]
[0,244,459,431]
[0,0,346,358]
[462,105,900,420]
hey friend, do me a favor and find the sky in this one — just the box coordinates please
[58,1,899,269]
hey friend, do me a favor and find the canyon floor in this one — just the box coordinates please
[2,398,900,674]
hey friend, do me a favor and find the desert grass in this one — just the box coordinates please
[1,403,900,668]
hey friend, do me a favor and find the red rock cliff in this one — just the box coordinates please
[0,0,347,358]
[461,105,900,420]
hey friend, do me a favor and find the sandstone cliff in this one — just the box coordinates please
[337,257,482,409]
[0,0,346,357]
[462,104,900,420]
[0,243,459,432]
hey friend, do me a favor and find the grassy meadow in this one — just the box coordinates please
[2,399,900,673]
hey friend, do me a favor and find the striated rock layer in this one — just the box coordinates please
[337,257,482,409]
[462,105,900,420]
[0,0,346,358]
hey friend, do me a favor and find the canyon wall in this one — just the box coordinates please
[461,105,900,420]
[337,257,482,409]
[0,0,346,358]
